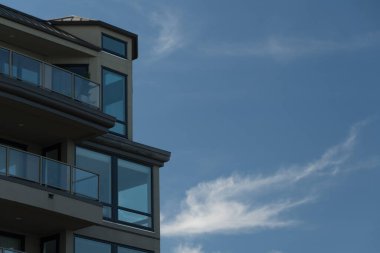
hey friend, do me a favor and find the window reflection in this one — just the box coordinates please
[75,237,111,253]
[12,52,41,86]
[118,159,152,227]
[75,147,111,204]
[102,68,126,135]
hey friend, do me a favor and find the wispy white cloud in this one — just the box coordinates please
[202,32,380,61]
[173,244,204,253]
[150,9,185,58]
[162,121,371,237]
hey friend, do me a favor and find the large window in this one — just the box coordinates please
[102,34,127,58]
[75,147,112,217]
[102,68,127,136]
[74,236,150,253]
[75,147,153,230]
[118,159,152,228]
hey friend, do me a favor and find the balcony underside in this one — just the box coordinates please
[0,76,115,146]
[0,177,103,236]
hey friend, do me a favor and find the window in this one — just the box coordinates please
[102,68,127,136]
[41,235,59,253]
[74,236,150,253]
[75,147,112,217]
[0,48,10,76]
[0,231,24,251]
[74,237,111,253]
[117,159,152,228]
[102,34,127,58]
[75,147,153,230]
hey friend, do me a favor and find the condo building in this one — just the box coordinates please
[0,4,170,253]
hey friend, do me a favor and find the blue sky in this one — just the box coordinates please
[3,0,380,252]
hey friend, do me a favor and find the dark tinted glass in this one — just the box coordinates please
[0,234,23,251]
[118,246,147,253]
[102,34,126,58]
[0,48,10,75]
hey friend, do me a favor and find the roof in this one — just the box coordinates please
[49,17,139,60]
[0,4,100,51]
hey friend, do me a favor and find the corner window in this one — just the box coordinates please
[102,34,127,58]
[117,159,152,228]
[102,68,127,136]
[75,146,153,230]
[75,147,112,217]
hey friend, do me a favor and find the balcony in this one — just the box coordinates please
[0,47,115,145]
[0,144,99,200]
[0,47,100,108]
[0,144,103,234]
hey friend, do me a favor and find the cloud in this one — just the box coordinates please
[150,9,185,57]
[173,244,203,253]
[202,32,380,61]
[161,121,370,236]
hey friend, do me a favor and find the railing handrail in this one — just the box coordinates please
[0,143,100,200]
[0,46,101,109]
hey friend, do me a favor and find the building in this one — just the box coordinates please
[0,4,170,253]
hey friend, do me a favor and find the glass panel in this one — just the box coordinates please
[74,76,100,108]
[8,148,39,182]
[73,167,99,199]
[118,159,151,214]
[103,206,112,219]
[0,146,6,175]
[42,239,57,253]
[0,48,10,76]
[103,69,126,135]
[11,52,41,86]
[0,234,23,251]
[118,246,147,253]
[75,237,111,253]
[75,147,111,203]
[118,209,152,228]
[102,35,126,57]
[42,158,70,190]
[110,122,126,135]
[44,64,72,97]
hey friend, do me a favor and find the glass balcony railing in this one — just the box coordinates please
[0,144,99,200]
[0,47,100,109]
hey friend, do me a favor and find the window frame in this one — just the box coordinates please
[101,33,128,59]
[74,235,153,253]
[114,158,154,230]
[101,66,128,137]
[75,146,154,231]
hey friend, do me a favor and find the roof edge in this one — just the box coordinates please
[50,20,139,60]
